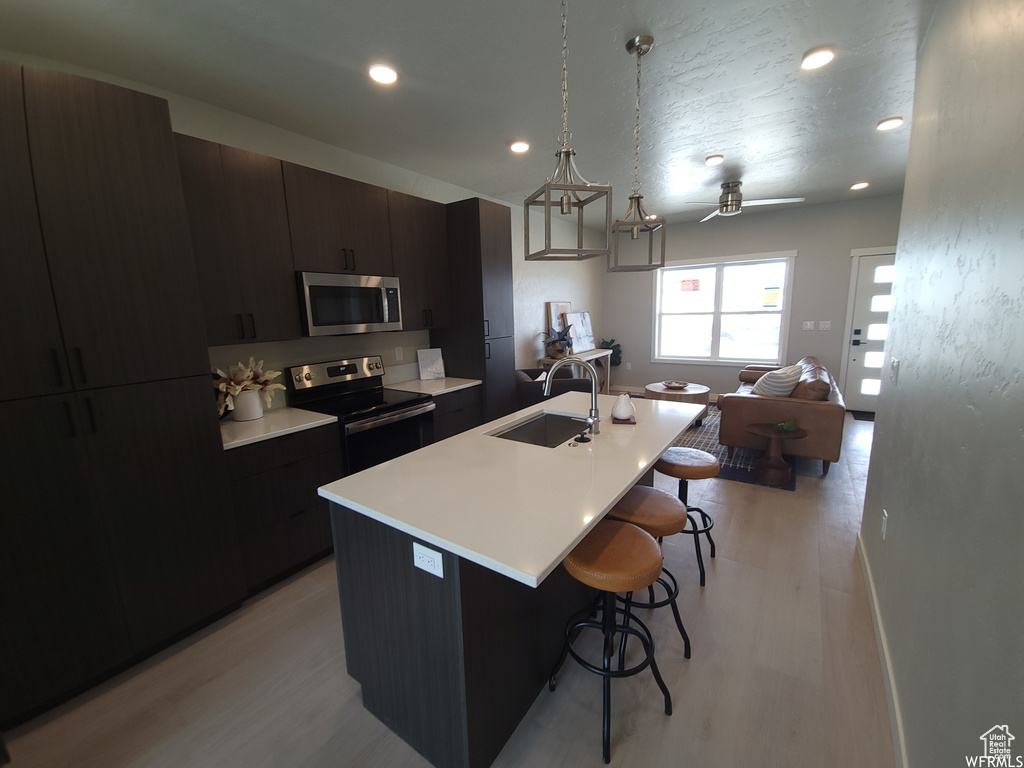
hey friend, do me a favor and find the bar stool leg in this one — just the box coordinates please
[687,513,707,586]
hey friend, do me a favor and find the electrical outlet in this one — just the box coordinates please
[802,321,814,330]
[881,509,888,540]
[395,346,403,361]
[413,542,444,578]
[625,362,631,370]
[818,320,832,331]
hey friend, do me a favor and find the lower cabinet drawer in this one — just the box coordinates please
[239,501,333,592]
[231,448,342,534]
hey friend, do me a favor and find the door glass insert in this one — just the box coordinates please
[867,323,889,341]
[860,378,882,395]
[864,351,885,368]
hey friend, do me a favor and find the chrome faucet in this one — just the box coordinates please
[542,357,601,436]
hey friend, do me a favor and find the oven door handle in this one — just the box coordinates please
[344,401,436,435]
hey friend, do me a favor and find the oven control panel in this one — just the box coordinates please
[286,356,384,389]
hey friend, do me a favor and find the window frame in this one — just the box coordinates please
[651,251,795,366]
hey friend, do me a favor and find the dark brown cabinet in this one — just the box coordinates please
[175,134,302,346]
[84,377,246,651]
[21,66,208,390]
[0,396,132,727]
[226,425,341,591]
[283,162,394,276]
[0,376,244,726]
[432,386,483,441]
[431,199,517,422]
[388,191,452,330]
[0,63,71,402]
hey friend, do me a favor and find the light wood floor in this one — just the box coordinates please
[8,414,892,768]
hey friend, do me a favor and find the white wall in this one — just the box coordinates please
[600,195,903,396]
[1,49,604,380]
[858,0,1024,765]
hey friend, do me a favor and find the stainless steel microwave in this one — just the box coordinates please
[297,272,402,336]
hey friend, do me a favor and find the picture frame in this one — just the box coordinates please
[417,348,446,380]
[547,301,572,333]
[564,311,595,353]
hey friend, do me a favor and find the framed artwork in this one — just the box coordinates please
[417,348,446,380]
[547,301,572,332]
[564,311,595,352]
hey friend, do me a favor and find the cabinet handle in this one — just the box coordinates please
[483,319,490,337]
[236,314,246,340]
[422,309,429,327]
[247,313,257,339]
[485,342,491,360]
[427,309,434,326]
[347,249,356,272]
[82,397,98,433]
[63,400,76,438]
[73,347,87,384]
[51,348,65,387]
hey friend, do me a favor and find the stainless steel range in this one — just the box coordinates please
[285,356,435,475]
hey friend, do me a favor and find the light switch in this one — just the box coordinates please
[818,320,832,331]
[802,321,814,330]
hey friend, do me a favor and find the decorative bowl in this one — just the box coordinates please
[662,380,689,390]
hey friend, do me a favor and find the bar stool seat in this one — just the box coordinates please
[606,485,692,658]
[654,447,720,586]
[550,520,672,763]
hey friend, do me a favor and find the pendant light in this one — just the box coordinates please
[524,0,612,261]
[609,35,666,272]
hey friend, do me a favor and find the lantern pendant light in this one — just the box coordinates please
[524,0,612,261]
[609,35,666,273]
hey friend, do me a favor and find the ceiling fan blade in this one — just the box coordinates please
[699,209,720,222]
[742,197,806,207]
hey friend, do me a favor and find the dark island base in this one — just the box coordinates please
[331,503,593,768]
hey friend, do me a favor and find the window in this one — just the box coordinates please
[654,255,792,363]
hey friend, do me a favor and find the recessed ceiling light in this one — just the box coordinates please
[705,154,724,167]
[369,65,397,85]
[876,116,905,131]
[801,47,835,70]
[850,181,870,190]
[510,141,530,153]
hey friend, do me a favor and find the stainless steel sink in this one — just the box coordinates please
[489,412,587,448]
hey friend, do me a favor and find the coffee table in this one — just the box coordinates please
[745,423,807,487]
[645,382,711,426]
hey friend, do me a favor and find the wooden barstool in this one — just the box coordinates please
[549,519,673,764]
[654,447,719,586]
[606,485,692,658]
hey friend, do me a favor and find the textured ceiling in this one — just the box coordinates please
[0,0,932,222]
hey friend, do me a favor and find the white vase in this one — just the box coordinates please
[233,389,264,421]
[611,393,636,420]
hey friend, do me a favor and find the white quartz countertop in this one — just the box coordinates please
[386,377,481,396]
[318,392,702,587]
[220,407,338,450]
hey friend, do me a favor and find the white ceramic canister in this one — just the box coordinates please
[611,393,636,420]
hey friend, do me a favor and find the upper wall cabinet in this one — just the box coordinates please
[282,162,394,276]
[175,135,302,346]
[22,66,208,391]
[388,190,451,330]
[0,63,71,401]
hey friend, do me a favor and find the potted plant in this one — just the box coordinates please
[213,357,286,420]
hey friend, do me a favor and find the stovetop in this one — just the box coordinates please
[284,356,432,422]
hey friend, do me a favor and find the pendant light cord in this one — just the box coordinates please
[560,0,570,146]
[633,45,642,194]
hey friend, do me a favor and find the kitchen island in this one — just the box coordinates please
[319,392,702,768]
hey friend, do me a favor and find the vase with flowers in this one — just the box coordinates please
[213,357,286,420]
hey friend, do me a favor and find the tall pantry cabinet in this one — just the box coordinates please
[431,198,518,422]
[0,64,244,728]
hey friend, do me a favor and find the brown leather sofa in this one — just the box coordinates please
[515,368,594,409]
[716,355,846,475]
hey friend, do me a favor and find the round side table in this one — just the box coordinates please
[745,423,807,487]
[645,382,711,426]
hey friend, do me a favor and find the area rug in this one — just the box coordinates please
[670,405,796,491]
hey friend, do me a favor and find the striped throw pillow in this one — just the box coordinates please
[751,364,803,397]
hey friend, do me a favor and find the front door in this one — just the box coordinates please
[842,252,896,412]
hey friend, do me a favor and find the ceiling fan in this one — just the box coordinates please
[687,181,805,222]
